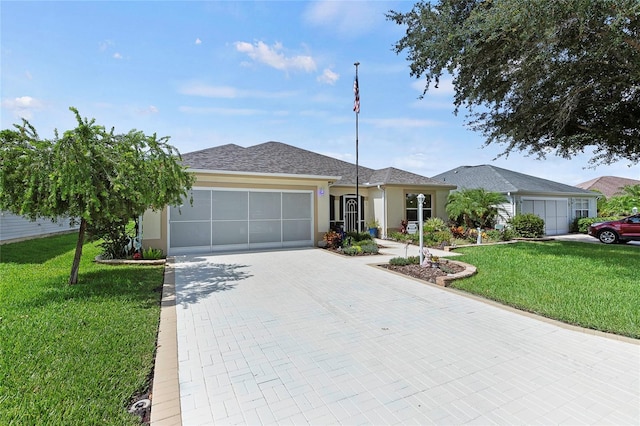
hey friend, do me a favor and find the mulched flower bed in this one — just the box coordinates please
[382,260,466,284]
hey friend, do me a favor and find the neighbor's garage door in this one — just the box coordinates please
[168,189,313,254]
[521,198,569,235]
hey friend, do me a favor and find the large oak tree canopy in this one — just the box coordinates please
[387,0,640,165]
[0,108,195,284]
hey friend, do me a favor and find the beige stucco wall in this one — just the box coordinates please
[384,186,452,234]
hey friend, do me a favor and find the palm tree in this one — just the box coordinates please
[446,188,508,228]
[600,184,640,216]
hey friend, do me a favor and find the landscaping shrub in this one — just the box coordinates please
[345,231,373,242]
[423,217,448,232]
[142,247,164,260]
[509,213,545,238]
[575,216,621,234]
[89,219,136,259]
[359,243,379,254]
[484,228,516,242]
[450,225,465,239]
[343,245,362,256]
[389,256,420,265]
[465,227,488,243]
[423,229,453,247]
[323,230,342,249]
[389,231,416,243]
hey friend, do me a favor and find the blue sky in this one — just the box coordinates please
[2,0,638,185]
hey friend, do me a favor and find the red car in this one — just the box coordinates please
[588,214,640,244]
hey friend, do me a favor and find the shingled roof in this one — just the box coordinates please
[575,176,640,198]
[432,165,596,196]
[181,141,453,187]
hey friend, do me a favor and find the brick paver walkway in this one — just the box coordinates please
[172,247,639,425]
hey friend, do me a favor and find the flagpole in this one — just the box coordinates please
[354,61,360,233]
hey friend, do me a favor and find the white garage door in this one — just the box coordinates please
[521,198,569,235]
[168,189,313,254]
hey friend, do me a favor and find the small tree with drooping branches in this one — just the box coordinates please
[0,107,195,284]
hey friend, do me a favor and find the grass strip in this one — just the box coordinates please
[451,241,640,338]
[0,233,163,425]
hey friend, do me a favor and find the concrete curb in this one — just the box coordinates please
[150,259,182,426]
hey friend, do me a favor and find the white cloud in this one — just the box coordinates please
[234,41,316,73]
[113,52,123,60]
[1,96,44,120]
[317,68,339,85]
[195,38,202,45]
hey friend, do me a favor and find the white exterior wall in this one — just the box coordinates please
[0,212,78,243]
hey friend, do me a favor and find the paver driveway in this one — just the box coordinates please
[172,247,639,425]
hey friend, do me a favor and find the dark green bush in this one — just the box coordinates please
[575,216,621,234]
[484,228,516,242]
[89,218,138,259]
[509,213,545,238]
[389,256,420,266]
[346,231,373,242]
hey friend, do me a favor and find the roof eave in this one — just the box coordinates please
[188,168,342,182]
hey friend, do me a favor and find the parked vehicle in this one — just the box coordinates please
[588,214,640,244]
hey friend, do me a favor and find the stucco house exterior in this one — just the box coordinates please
[143,142,455,255]
[432,165,599,235]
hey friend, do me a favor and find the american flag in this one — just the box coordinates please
[353,76,360,113]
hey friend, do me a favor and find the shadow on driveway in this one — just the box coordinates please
[174,256,252,308]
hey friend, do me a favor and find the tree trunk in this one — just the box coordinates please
[69,218,87,285]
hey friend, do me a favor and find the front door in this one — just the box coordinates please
[344,196,358,232]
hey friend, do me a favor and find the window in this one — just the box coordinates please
[406,193,431,222]
[574,198,590,218]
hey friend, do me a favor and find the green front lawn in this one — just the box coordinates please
[0,233,163,425]
[452,241,640,339]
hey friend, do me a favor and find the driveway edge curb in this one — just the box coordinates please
[150,259,182,426]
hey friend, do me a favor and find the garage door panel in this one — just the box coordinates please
[283,193,311,219]
[170,190,211,221]
[212,191,248,220]
[249,220,282,243]
[170,222,211,247]
[283,219,311,241]
[212,221,247,245]
[249,192,281,220]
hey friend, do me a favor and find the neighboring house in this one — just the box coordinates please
[143,141,455,255]
[432,165,599,235]
[575,176,640,199]
[0,212,78,244]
